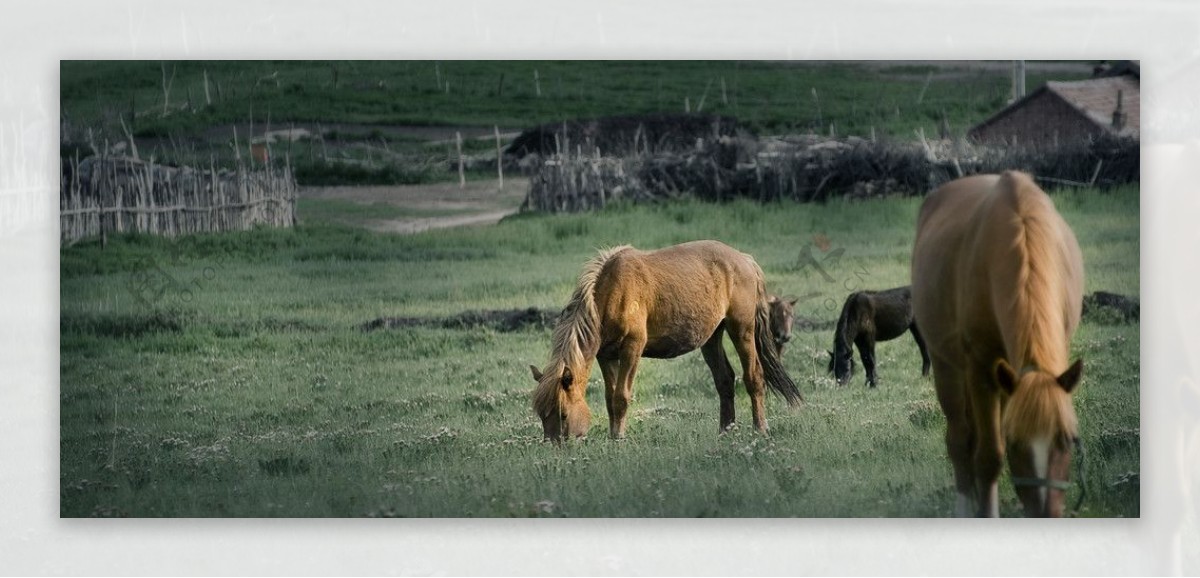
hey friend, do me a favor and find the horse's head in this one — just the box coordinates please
[996,358,1083,517]
[827,349,855,385]
[768,295,797,352]
[530,363,592,442]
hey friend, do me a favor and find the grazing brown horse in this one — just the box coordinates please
[531,240,803,441]
[826,286,930,387]
[767,294,798,353]
[912,171,1085,517]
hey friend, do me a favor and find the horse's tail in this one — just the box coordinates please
[750,261,805,407]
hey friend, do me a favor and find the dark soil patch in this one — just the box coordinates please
[1083,291,1139,323]
[360,307,557,333]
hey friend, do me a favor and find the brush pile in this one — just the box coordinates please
[523,128,1139,213]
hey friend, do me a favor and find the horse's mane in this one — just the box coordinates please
[996,171,1078,440]
[998,171,1070,373]
[531,245,632,418]
[1002,372,1079,441]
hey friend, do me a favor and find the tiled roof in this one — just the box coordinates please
[1045,75,1140,136]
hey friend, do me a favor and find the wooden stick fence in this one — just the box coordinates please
[60,155,297,244]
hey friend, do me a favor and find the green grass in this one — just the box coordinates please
[59,186,1139,517]
[61,60,1091,140]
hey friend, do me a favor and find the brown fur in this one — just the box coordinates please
[767,294,797,353]
[532,240,802,441]
[912,171,1084,517]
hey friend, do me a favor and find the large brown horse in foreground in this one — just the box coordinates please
[531,240,803,441]
[912,171,1085,517]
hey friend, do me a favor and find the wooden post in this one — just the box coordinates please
[248,107,254,167]
[456,131,465,189]
[495,125,503,191]
[721,77,728,105]
[160,61,176,117]
[203,70,212,106]
[119,116,139,160]
[1089,160,1104,187]
[812,88,822,126]
[534,69,541,97]
[561,120,569,159]
[697,78,712,112]
[917,70,933,105]
[232,125,241,164]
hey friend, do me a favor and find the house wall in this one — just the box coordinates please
[969,92,1105,147]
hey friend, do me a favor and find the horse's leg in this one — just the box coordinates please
[599,357,620,437]
[932,356,976,517]
[609,334,646,439]
[911,324,931,377]
[967,363,1004,517]
[727,313,768,433]
[857,334,878,388]
[700,324,736,432]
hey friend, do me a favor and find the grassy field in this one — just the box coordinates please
[61,60,1090,141]
[59,184,1139,518]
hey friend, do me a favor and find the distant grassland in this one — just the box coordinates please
[59,186,1139,517]
[60,60,1091,139]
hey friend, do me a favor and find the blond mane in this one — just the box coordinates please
[1002,374,1079,441]
[532,245,631,418]
[999,172,1071,373]
[997,172,1079,441]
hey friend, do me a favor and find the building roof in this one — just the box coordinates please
[970,74,1140,140]
[1047,75,1139,136]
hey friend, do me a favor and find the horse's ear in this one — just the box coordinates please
[994,359,1017,395]
[561,367,573,390]
[1057,359,1084,393]
[787,297,798,306]
[768,295,778,304]
[530,365,543,382]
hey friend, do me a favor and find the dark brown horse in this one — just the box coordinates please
[912,171,1085,517]
[826,286,930,387]
[530,241,803,441]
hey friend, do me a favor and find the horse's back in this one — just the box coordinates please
[604,240,756,295]
[913,171,1084,369]
[869,286,916,340]
[595,240,761,358]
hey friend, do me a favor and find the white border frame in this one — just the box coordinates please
[3,1,1197,574]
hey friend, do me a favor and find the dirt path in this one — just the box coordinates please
[299,177,528,234]
[364,208,519,234]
